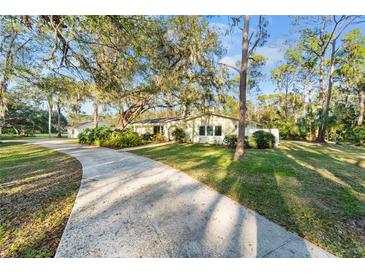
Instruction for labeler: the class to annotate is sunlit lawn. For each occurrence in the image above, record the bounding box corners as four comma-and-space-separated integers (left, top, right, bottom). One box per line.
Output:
0, 142, 82, 257
132, 141, 365, 257
0, 133, 68, 140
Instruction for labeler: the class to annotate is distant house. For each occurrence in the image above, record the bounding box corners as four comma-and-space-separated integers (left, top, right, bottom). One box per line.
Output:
132, 112, 279, 145
66, 121, 110, 138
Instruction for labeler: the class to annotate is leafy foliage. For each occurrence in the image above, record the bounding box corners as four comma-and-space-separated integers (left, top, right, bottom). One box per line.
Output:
279, 122, 307, 140
141, 132, 154, 142
152, 133, 165, 143
78, 126, 113, 145
171, 128, 186, 142
223, 131, 275, 149
352, 126, 365, 145
102, 131, 143, 148
248, 130, 275, 149
78, 126, 143, 148
223, 134, 237, 148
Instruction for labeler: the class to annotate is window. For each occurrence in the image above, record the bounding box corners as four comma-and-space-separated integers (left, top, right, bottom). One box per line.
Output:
153, 126, 163, 134
199, 126, 205, 136
215, 126, 222, 136
207, 126, 213, 136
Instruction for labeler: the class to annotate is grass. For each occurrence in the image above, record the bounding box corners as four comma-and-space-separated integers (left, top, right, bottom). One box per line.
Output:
0, 142, 82, 257
0, 133, 68, 140
132, 141, 365, 257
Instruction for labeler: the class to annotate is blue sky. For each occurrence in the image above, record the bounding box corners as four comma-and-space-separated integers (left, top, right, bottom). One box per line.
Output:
208, 15, 294, 100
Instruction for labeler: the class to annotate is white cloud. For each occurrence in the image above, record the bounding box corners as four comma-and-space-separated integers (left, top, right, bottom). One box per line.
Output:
255, 45, 285, 67
219, 44, 285, 69
219, 54, 241, 67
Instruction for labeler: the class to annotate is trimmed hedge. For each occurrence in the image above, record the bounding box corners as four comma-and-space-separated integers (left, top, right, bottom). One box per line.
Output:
223, 131, 275, 149
249, 130, 275, 149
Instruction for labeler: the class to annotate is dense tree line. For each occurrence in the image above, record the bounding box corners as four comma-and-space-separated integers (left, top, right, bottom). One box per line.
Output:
264, 16, 365, 144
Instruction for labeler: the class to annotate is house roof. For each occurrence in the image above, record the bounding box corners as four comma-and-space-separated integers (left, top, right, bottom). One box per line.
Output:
185, 112, 239, 122
66, 121, 110, 129
132, 117, 182, 125
185, 112, 262, 125
133, 113, 261, 125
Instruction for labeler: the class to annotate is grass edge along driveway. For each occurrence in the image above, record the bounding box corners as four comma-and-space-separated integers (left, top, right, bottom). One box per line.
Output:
0, 142, 82, 257
132, 141, 365, 257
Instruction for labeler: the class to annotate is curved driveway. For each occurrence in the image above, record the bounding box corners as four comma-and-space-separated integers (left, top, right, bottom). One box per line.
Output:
29, 139, 334, 258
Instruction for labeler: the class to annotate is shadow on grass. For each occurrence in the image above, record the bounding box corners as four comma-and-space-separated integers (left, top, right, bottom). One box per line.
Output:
0, 142, 82, 258
133, 142, 364, 257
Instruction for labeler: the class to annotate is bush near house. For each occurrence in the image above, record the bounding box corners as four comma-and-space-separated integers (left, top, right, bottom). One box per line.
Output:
78, 126, 113, 145
171, 128, 186, 142
141, 132, 154, 142
223, 134, 238, 148
248, 130, 276, 149
223, 131, 275, 149
102, 130, 143, 148
152, 133, 165, 143
78, 127, 145, 149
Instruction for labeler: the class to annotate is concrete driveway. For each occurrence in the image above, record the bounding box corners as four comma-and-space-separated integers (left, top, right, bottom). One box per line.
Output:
28, 139, 334, 258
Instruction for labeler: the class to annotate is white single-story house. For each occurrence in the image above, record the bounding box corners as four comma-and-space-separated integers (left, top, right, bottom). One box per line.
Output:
66, 121, 111, 138
132, 112, 279, 145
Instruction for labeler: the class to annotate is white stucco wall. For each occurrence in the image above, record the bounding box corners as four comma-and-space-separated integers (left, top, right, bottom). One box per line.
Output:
67, 128, 80, 139
132, 114, 279, 145
184, 114, 239, 144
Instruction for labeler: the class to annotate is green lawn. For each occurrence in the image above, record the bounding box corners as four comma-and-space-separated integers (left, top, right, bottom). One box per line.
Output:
132, 141, 365, 257
0, 133, 68, 140
0, 142, 82, 257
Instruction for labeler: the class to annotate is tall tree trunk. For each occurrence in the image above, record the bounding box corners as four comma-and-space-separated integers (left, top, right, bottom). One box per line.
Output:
0, 29, 17, 142
234, 15, 250, 161
318, 39, 336, 143
284, 84, 288, 122
47, 98, 52, 138
344, 81, 350, 108
56, 102, 62, 138
358, 90, 364, 126
13, 126, 19, 136
319, 54, 325, 104
93, 99, 99, 128
307, 83, 316, 141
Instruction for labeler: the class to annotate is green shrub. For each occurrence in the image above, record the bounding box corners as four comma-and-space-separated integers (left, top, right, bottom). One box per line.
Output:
171, 128, 186, 142
252, 130, 275, 149
352, 126, 365, 145
152, 133, 165, 143
141, 132, 153, 142
280, 123, 306, 140
78, 126, 113, 145
223, 134, 252, 148
78, 128, 93, 144
223, 134, 237, 148
103, 131, 143, 148
247, 136, 257, 148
